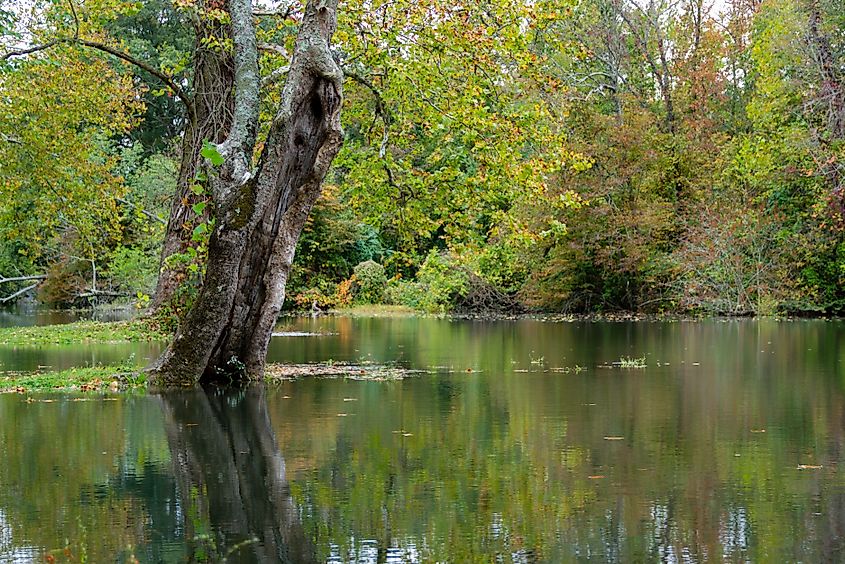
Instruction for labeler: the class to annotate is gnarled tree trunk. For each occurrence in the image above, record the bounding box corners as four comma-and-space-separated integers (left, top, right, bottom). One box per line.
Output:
148, 0, 343, 386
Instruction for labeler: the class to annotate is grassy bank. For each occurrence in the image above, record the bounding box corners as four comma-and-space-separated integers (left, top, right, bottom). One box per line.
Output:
0, 360, 421, 393
324, 304, 419, 317
0, 364, 146, 393
0, 319, 169, 346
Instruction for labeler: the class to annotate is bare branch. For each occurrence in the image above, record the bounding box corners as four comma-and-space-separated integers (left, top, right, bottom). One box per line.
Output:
345, 68, 392, 156
0, 132, 22, 145
67, 0, 80, 39
116, 197, 167, 225
253, 0, 295, 18
0, 274, 46, 284
2, 39, 63, 60
258, 42, 289, 57
78, 39, 193, 111
344, 69, 392, 123
260, 64, 290, 89
0, 283, 39, 303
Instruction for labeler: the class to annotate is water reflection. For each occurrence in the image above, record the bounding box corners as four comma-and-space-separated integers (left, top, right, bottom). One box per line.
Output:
0, 318, 844, 561
159, 387, 315, 562
0, 304, 134, 328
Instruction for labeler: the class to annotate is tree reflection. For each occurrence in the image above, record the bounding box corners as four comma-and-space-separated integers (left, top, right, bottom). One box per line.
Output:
159, 386, 315, 563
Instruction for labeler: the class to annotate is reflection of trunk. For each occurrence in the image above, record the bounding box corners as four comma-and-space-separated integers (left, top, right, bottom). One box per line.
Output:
159, 387, 315, 563
151, 7, 234, 312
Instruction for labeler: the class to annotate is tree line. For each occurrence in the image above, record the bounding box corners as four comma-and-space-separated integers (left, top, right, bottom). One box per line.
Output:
1, 0, 843, 323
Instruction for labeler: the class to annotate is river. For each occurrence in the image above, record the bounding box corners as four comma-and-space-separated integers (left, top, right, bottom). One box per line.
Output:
0, 315, 843, 562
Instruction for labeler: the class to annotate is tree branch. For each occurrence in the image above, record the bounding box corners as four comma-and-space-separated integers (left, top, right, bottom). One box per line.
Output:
261, 64, 290, 89
116, 197, 167, 225
0, 283, 39, 303
222, 0, 260, 164
0, 274, 46, 284
2, 39, 63, 60
345, 69, 392, 156
0, 132, 22, 145
78, 39, 193, 113
2, 37, 195, 117
258, 42, 289, 57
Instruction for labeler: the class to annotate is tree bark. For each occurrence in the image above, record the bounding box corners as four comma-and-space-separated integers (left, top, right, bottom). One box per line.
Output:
151, 4, 235, 312
148, 0, 343, 386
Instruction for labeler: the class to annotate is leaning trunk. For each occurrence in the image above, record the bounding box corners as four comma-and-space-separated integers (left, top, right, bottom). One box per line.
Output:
151, 6, 235, 312
148, 0, 343, 386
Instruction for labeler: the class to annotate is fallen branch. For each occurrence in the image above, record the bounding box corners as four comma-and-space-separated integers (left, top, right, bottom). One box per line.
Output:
78, 290, 128, 298
0, 283, 39, 304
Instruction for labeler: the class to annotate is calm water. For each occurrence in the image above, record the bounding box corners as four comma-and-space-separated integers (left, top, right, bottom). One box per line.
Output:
1, 316, 845, 562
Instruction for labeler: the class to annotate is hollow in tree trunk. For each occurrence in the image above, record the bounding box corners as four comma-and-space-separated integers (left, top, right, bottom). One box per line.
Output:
148, 0, 343, 386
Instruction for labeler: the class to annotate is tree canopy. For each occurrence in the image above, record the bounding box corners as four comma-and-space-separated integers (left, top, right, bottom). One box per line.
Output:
1, 0, 844, 321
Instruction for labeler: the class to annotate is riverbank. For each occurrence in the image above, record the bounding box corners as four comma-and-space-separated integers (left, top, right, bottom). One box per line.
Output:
0, 319, 169, 346
1, 308, 838, 348
1, 311, 840, 393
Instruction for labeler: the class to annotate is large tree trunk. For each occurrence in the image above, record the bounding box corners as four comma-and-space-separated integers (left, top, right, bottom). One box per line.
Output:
151, 4, 235, 312
148, 0, 343, 386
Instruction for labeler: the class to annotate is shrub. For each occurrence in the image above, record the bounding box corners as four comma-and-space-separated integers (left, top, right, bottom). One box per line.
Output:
385, 279, 427, 309
415, 251, 469, 312
106, 246, 159, 296
352, 260, 387, 304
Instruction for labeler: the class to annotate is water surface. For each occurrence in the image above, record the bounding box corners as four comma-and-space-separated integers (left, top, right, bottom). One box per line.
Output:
1, 317, 844, 562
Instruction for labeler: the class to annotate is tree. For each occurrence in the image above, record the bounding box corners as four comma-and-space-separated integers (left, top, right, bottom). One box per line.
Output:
0, 10, 143, 303
3, 0, 342, 383
147, 0, 343, 385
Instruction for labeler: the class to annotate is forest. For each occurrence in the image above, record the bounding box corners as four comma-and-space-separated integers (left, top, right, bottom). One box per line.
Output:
1, 0, 844, 319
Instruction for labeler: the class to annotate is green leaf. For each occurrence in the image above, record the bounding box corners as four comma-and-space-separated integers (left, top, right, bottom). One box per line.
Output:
201, 140, 224, 166
192, 201, 207, 215
191, 223, 208, 242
